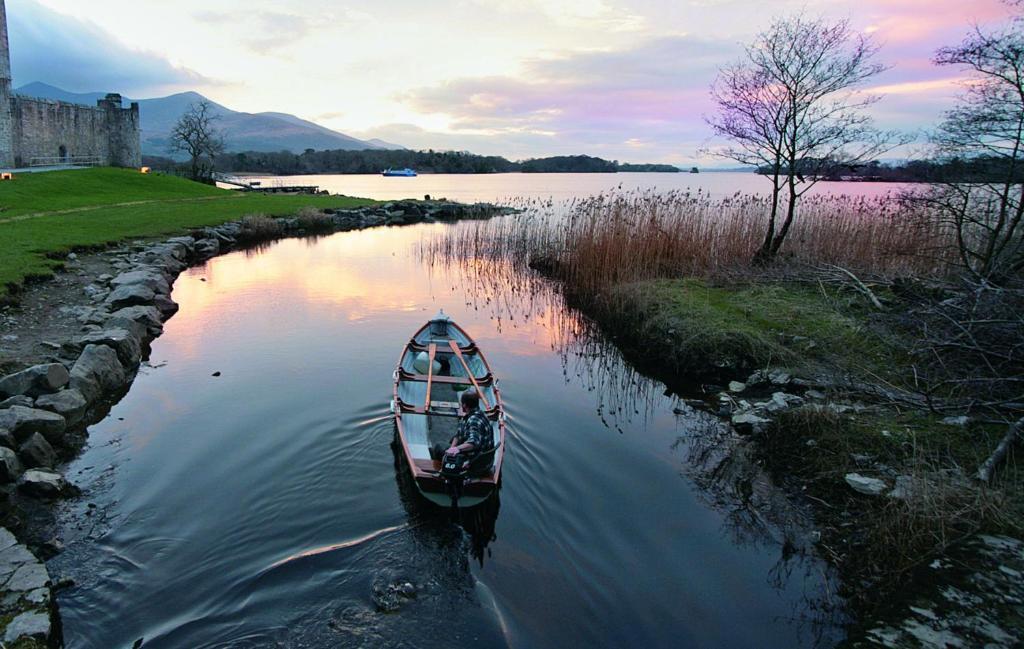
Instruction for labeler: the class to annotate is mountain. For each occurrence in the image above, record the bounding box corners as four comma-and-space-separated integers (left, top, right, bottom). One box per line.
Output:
14, 82, 395, 156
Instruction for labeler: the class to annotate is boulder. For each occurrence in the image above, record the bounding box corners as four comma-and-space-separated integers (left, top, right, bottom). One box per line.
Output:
731, 412, 771, 435
4, 559, 49, 592
0, 363, 70, 398
166, 236, 196, 256
70, 344, 126, 402
34, 389, 88, 427
17, 469, 69, 498
18, 433, 57, 469
194, 238, 220, 258
0, 395, 34, 409
108, 305, 163, 335
727, 381, 746, 393
153, 295, 180, 318
845, 473, 888, 496
768, 369, 792, 385
3, 611, 51, 644
110, 269, 171, 295
104, 283, 156, 310
0, 406, 66, 443
0, 427, 15, 449
0, 447, 23, 482
71, 328, 142, 367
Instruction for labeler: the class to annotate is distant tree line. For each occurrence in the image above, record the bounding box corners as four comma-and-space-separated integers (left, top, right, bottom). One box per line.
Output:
756, 156, 1024, 183
142, 149, 681, 175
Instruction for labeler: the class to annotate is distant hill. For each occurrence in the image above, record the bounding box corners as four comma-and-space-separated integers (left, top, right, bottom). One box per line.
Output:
14, 82, 396, 157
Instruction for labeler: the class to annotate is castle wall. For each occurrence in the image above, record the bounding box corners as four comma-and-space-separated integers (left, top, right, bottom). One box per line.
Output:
0, 0, 142, 170
0, 0, 14, 168
8, 95, 141, 168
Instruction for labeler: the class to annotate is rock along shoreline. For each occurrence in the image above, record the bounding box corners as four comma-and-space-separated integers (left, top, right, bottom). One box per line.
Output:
0, 199, 509, 647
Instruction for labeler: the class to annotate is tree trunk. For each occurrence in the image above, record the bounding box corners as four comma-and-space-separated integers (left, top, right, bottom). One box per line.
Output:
769, 167, 799, 257
753, 164, 783, 265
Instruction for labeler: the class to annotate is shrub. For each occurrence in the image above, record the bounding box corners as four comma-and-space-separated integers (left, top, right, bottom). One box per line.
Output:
237, 213, 284, 242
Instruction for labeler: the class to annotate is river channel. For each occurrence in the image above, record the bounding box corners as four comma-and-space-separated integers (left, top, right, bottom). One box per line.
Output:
49, 220, 844, 648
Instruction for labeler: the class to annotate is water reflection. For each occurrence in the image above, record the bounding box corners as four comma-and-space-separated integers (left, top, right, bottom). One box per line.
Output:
51, 222, 845, 648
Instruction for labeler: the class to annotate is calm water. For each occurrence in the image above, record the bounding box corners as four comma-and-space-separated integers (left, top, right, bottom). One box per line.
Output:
50, 222, 843, 648
225, 171, 908, 203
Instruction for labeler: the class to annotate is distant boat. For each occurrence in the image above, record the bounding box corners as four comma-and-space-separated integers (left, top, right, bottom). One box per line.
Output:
383, 168, 417, 177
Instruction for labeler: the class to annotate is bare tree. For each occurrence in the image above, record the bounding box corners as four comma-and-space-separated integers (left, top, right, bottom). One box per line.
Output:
707, 15, 901, 264
169, 100, 226, 181
919, 15, 1024, 280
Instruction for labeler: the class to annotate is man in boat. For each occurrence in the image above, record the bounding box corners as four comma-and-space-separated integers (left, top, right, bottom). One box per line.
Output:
433, 389, 493, 460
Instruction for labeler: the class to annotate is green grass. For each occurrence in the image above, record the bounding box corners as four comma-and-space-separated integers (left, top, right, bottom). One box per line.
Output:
0, 168, 378, 298
606, 278, 907, 381
0, 167, 225, 217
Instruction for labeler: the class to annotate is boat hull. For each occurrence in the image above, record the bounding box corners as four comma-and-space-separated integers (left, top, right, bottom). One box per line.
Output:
392, 314, 505, 509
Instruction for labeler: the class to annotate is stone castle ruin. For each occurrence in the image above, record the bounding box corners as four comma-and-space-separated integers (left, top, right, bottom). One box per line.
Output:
0, 0, 141, 169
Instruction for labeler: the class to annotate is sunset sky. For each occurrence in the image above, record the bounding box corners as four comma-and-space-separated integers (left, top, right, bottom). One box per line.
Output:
6, 0, 1015, 165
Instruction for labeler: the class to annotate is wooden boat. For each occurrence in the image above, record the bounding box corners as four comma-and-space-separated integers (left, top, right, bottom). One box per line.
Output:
392, 311, 505, 508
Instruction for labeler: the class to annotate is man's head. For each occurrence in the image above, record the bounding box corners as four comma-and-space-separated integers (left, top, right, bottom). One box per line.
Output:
460, 388, 480, 411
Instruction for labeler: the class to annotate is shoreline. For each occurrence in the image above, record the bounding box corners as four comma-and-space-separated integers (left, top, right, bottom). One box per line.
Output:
557, 278, 1023, 648
0, 196, 1018, 647
0, 198, 508, 646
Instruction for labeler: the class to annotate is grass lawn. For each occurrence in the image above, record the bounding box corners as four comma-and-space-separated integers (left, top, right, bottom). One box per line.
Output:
0, 168, 378, 298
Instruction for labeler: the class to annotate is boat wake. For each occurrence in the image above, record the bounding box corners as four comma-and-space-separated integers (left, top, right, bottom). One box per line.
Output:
266, 523, 414, 570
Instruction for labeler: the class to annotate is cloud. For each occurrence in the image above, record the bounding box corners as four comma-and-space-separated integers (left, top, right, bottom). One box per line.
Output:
395, 36, 737, 161
6, 0, 213, 95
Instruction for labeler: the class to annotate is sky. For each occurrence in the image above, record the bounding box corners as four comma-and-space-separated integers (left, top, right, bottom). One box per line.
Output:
4, 0, 1016, 165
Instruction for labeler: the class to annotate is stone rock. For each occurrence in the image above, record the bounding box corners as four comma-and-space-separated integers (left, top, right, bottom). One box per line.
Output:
18, 433, 57, 469
105, 283, 156, 309
3, 611, 51, 644
0, 406, 66, 443
194, 238, 220, 258
0, 395, 34, 409
109, 305, 163, 335
0, 363, 70, 398
768, 369, 792, 385
153, 294, 179, 318
0, 427, 15, 449
0, 447, 23, 483
110, 269, 171, 296
746, 370, 766, 385
731, 412, 771, 434
72, 328, 142, 367
889, 475, 914, 500
845, 472, 888, 496
805, 389, 826, 400
764, 392, 804, 413
727, 381, 746, 393
5, 559, 49, 592
70, 344, 127, 402
17, 469, 69, 498
34, 389, 88, 427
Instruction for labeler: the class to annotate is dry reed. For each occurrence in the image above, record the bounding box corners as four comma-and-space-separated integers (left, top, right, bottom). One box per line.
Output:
423, 189, 956, 300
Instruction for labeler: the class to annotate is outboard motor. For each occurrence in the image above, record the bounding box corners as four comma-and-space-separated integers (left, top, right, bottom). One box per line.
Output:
440, 451, 471, 510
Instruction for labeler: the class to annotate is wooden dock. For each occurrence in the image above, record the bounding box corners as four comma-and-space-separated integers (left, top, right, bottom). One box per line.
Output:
211, 173, 320, 194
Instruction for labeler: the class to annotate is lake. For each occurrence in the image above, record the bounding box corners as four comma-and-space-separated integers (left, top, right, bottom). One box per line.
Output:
46, 180, 862, 648
223, 171, 909, 203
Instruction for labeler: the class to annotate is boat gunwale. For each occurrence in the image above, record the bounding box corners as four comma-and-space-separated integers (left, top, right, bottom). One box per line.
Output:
393, 318, 505, 500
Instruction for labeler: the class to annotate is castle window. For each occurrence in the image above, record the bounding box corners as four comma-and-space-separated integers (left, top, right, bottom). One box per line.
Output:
59, 145, 68, 162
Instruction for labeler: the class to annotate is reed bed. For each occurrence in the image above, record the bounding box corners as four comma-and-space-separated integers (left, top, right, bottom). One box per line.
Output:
422, 189, 956, 300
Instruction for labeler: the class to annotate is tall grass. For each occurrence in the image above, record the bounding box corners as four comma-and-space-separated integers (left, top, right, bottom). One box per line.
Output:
423, 189, 955, 301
